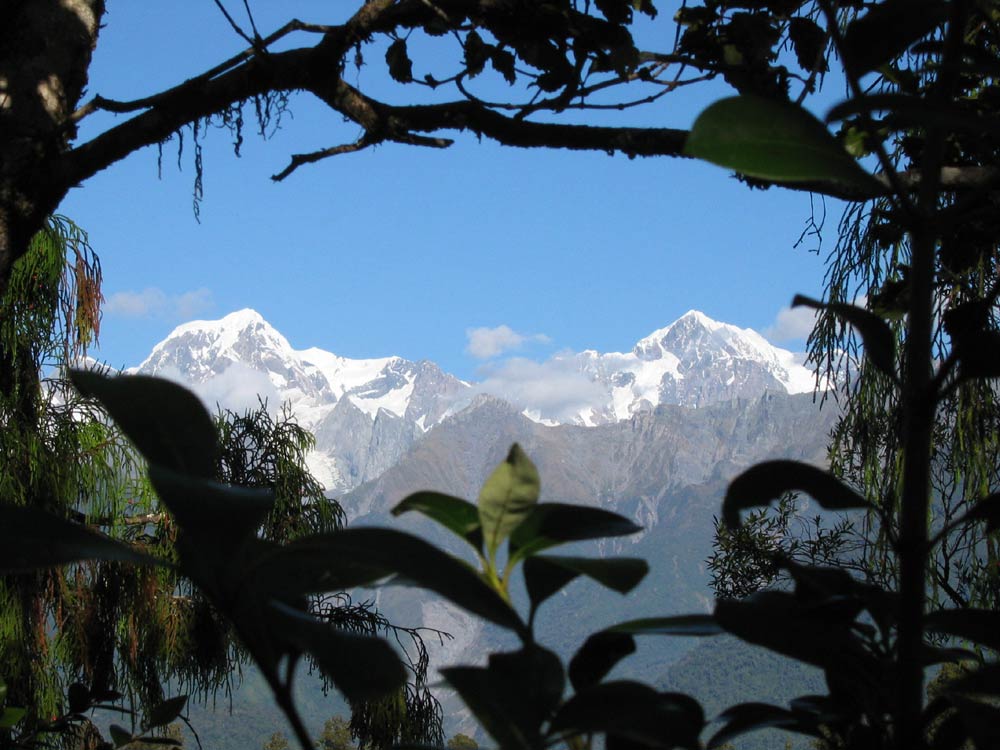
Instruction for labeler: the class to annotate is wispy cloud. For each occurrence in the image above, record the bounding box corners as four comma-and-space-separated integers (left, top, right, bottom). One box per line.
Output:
104, 287, 213, 320
763, 305, 818, 343
465, 325, 551, 359
153, 363, 279, 415
472, 355, 606, 423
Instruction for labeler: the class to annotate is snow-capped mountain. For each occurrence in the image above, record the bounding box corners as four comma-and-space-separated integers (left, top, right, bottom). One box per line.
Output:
134, 308, 816, 492
569, 310, 815, 424
134, 309, 467, 492
131, 310, 832, 739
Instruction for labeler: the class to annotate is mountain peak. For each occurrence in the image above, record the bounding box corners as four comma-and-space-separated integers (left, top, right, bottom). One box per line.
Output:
633, 310, 723, 358
133, 308, 818, 491
677, 309, 721, 328
167, 307, 266, 337
138, 308, 295, 383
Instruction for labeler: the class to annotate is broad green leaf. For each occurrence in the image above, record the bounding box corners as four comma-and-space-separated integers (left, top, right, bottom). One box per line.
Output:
148, 464, 274, 546
386, 38, 413, 83
533, 555, 648, 594
827, 94, 1000, 137
684, 96, 882, 195
841, 0, 947, 76
922, 645, 979, 666
925, 702, 967, 750
490, 49, 517, 84
708, 703, 818, 749
944, 301, 1000, 382
509, 503, 642, 564
0, 678, 6, 703
633, 0, 656, 19
248, 537, 392, 597
269, 602, 406, 702
788, 695, 845, 723
259, 528, 525, 635
0, 507, 159, 572
0, 707, 25, 730
955, 331, 1000, 382
948, 694, 1000, 748
788, 17, 827, 73
780, 560, 897, 628
925, 609, 1000, 653
487, 646, 565, 740
550, 681, 703, 748
595, 0, 633, 25
723, 460, 869, 529
568, 631, 636, 691
464, 30, 489, 77
793, 295, 897, 382
523, 556, 580, 614
441, 667, 533, 750
392, 491, 483, 552
607, 614, 723, 637
147, 695, 188, 729
91, 687, 123, 703
478, 444, 540, 561
109, 724, 133, 748
715, 592, 871, 674
67, 683, 90, 714
949, 663, 1000, 696
71, 371, 218, 478
781, 559, 865, 598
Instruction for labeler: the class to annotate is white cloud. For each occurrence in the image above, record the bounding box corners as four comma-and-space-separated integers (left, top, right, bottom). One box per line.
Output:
174, 288, 214, 320
105, 287, 214, 320
472, 355, 607, 423
153, 362, 280, 416
104, 288, 168, 317
465, 325, 551, 359
764, 305, 818, 343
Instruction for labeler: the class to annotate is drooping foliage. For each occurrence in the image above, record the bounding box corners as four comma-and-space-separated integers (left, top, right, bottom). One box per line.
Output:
800, 0, 1000, 613
215, 400, 345, 541
3, 3, 1000, 750
708, 0, 1000, 617
0, 216, 156, 722
0, 221, 441, 750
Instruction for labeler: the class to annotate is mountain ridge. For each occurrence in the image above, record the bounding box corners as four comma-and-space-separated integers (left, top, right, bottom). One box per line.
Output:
127, 308, 835, 747
134, 308, 817, 494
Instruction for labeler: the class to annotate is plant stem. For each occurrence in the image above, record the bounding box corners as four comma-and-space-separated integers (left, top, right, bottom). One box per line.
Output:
896, 213, 934, 750
896, 4, 970, 748
264, 667, 314, 750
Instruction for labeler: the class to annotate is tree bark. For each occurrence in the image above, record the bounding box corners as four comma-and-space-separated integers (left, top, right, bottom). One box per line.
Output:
0, 0, 105, 296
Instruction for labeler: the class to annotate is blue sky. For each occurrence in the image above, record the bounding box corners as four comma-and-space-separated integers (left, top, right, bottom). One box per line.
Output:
59, 1, 842, 381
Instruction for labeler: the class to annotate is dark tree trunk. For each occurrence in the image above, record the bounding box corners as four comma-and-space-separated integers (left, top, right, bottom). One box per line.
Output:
0, 0, 104, 296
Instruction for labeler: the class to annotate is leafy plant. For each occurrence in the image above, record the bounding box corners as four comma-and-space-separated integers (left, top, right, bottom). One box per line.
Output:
3, 4, 1000, 750
680, 2, 1000, 748
0, 215, 441, 749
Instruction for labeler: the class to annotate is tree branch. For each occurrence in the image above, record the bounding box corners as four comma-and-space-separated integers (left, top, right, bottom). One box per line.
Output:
271, 133, 383, 181
56, 1, 1000, 203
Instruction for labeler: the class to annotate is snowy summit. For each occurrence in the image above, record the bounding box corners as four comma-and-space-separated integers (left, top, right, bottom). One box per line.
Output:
134, 308, 816, 492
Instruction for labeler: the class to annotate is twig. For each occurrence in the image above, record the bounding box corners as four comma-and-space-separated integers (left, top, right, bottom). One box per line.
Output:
271, 133, 383, 181
68, 18, 322, 124
211, 0, 256, 48
816, 0, 916, 219
241, 0, 262, 42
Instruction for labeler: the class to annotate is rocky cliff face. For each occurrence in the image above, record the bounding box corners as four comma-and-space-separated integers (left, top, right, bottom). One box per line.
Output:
344, 391, 835, 528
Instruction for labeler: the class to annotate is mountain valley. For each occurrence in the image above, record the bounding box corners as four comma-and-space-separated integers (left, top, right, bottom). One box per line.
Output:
126, 309, 836, 748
